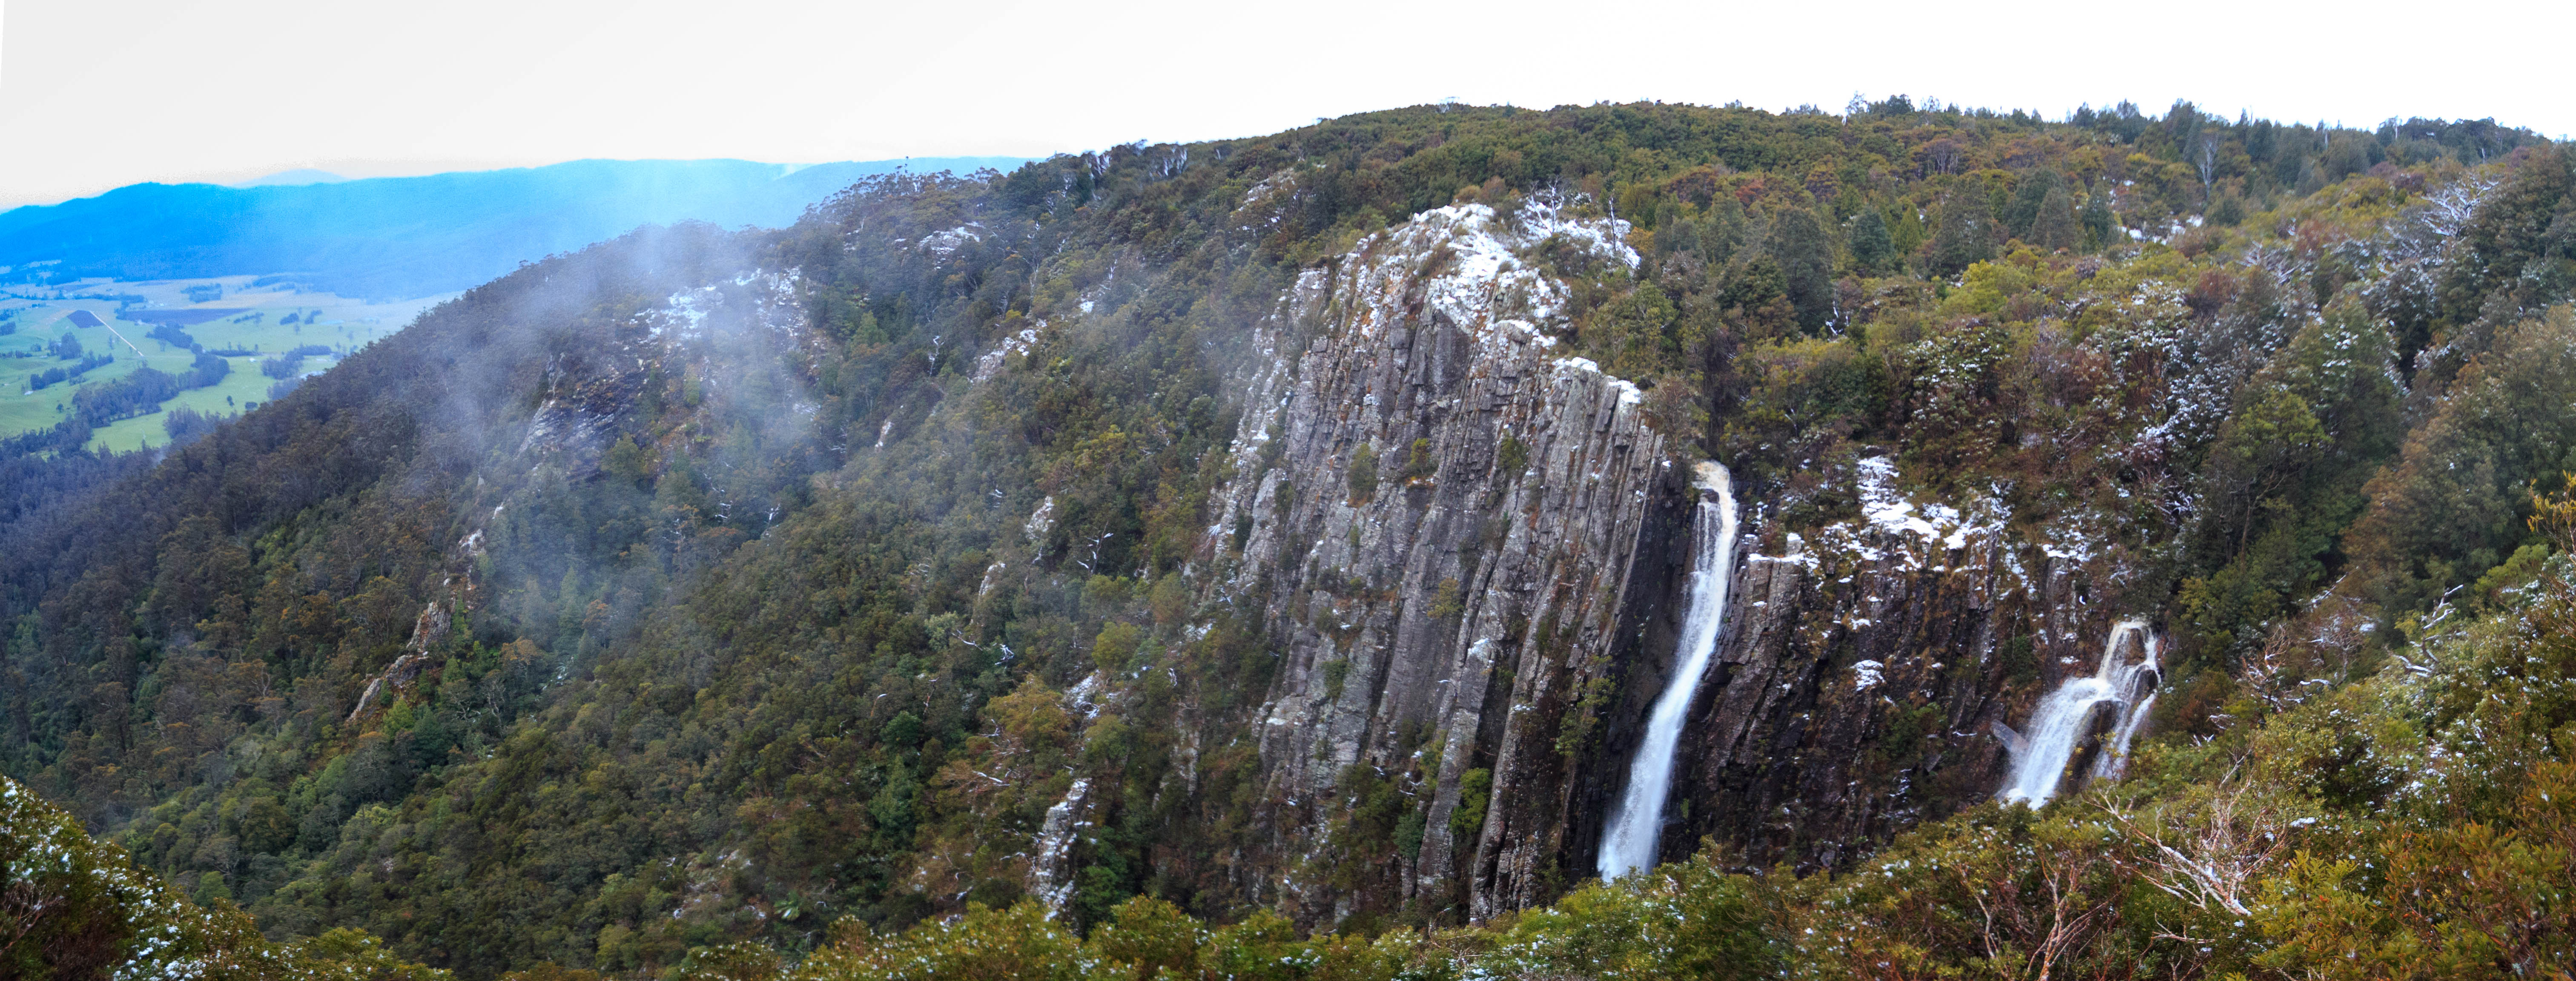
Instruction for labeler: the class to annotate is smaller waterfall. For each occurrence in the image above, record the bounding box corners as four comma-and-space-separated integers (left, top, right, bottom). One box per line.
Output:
1996, 620, 2160, 806
1598, 462, 1738, 880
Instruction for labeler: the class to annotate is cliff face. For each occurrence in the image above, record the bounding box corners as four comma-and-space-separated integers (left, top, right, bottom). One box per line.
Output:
1198, 200, 2138, 921
1195, 198, 1680, 920
1655, 465, 2133, 873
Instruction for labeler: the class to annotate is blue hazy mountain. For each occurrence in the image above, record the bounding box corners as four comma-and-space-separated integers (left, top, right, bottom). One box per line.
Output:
0, 157, 1026, 298
230, 169, 351, 188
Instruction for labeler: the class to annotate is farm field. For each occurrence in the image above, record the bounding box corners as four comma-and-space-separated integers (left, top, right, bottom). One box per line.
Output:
0, 275, 449, 452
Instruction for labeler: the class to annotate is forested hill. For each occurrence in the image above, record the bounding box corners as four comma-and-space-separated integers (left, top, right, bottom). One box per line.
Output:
0, 157, 1025, 299
5, 100, 2576, 981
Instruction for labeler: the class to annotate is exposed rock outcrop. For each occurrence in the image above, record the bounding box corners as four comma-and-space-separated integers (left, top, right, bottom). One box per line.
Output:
1197, 198, 1679, 919
1654, 492, 2131, 874
1193, 199, 2145, 923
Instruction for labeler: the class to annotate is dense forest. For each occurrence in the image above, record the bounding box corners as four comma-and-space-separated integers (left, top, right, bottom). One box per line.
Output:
4, 98, 2575, 979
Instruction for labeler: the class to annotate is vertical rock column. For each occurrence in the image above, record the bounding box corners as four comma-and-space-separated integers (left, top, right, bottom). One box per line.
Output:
1194, 200, 1674, 920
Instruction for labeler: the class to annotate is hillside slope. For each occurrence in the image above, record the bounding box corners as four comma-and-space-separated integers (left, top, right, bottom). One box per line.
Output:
2, 101, 2572, 978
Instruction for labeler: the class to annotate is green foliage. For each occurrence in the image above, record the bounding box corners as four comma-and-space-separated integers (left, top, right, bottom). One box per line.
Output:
794, 901, 1091, 981
1449, 768, 1491, 841
757, 847, 1775, 981
2, 776, 146, 978
2345, 305, 2576, 618
1721, 336, 1876, 490
1925, 191, 1997, 278
1084, 895, 1205, 981
1320, 659, 1352, 702
1494, 433, 1528, 479
2079, 188, 2117, 250
1, 775, 448, 980
70, 366, 187, 425
1715, 256, 1794, 342
1401, 438, 1435, 482
1580, 281, 1687, 377
1426, 578, 1463, 621
2028, 185, 2080, 250
1998, 633, 2038, 684
674, 942, 783, 981
2000, 168, 2061, 239
1345, 442, 1378, 503
2437, 144, 2575, 338
1094, 621, 1145, 674
1768, 207, 1836, 331
1847, 208, 1896, 274
2471, 541, 2551, 609
1555, 673, 1615, 760
1493, 847, 1777, 980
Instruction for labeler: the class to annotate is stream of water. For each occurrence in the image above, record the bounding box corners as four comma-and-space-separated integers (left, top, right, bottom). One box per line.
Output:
1996, 620, 2160, 806
1598, 461, 1738, 880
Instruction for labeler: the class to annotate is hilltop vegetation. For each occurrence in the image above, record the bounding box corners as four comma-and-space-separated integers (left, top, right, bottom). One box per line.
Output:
3, 98, 2574, 978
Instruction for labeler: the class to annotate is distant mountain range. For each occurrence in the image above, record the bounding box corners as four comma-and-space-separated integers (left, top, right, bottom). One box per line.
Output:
230, 169, 352, 188
0, 157, 1028, 298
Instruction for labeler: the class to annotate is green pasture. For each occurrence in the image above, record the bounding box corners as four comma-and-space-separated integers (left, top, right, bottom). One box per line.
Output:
0, 276, 451, 452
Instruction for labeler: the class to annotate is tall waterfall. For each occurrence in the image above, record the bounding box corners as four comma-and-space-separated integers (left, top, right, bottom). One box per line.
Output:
1995, 620, 2161, 806
1598, 462, 1738, 880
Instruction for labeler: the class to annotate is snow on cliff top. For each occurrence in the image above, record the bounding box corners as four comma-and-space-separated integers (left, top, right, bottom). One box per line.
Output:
1805, 456, 2004, 569
1343, 192, 1636, 345
1856, 456, 1983, 550
1329, 192, 1644, 406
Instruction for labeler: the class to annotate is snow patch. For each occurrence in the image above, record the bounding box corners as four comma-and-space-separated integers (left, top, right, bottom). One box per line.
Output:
1551, 356, 1645, 405
1025, 496, 1056, 542
1852, 660, 1886, 692
918, 223, 985, 258
1334, 192, 1635, 346
654, 285, 719, 338
974, 324, 1043, 382
1854, 456, 1997, 551
1029, 777, 1094, 913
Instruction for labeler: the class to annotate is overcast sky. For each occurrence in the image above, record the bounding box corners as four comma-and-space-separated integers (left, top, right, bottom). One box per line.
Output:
3, 0, 2566, 208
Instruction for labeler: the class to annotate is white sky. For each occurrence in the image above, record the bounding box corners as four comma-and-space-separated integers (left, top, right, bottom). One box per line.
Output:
2, 0, 2567, 208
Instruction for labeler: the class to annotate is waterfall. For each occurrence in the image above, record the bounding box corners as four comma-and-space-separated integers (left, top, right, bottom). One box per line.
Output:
1598, 462, 1738, 880
1995, 620, 2160, 806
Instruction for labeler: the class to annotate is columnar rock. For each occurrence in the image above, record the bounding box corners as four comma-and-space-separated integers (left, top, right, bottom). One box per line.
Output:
1659, 467, 2133, 873
1197, 198, 1678, 918
1190, 199, 2140, 923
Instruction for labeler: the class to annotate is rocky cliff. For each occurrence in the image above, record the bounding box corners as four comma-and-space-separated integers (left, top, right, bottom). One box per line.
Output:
1194, 197, 1679, 920
1193, 198, 2141, 921
1654, 462, 2136, 873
